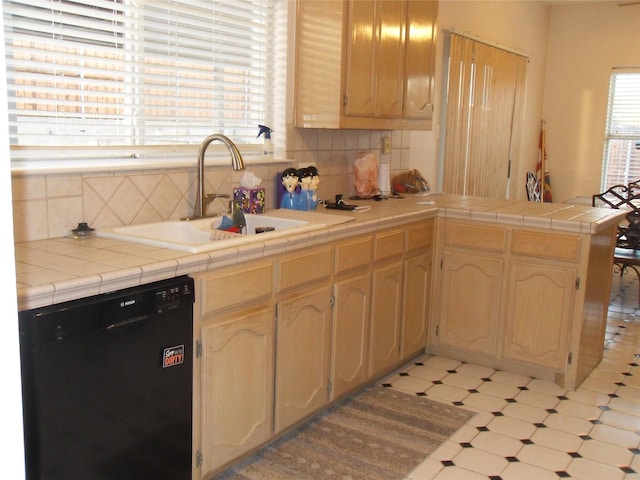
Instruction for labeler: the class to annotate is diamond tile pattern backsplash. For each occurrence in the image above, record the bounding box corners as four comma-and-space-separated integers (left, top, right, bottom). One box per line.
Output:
11, 128, 414, 242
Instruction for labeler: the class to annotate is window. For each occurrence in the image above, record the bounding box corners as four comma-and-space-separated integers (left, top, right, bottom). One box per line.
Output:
3, 0, 287, 166
601, 69, 640, 189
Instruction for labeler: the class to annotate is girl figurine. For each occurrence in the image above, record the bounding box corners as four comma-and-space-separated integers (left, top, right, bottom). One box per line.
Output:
309, 166, 320, 209
280, 168, 299, 209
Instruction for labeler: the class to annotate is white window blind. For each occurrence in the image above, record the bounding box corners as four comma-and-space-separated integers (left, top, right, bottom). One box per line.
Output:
3, 0, 286, 159
602, 69, 640, 189
442, 33, 527, 199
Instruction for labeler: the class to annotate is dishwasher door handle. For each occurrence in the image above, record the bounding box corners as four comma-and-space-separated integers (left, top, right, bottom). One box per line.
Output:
106, 314, 151, 331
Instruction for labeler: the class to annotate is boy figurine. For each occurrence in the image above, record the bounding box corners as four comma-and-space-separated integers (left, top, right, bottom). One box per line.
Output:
298, 166, 319, 210
280, 168, 299, 209
297, 167, 313, 210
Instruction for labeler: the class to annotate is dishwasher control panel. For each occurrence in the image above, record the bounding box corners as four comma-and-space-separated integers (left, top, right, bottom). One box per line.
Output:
155, 279, 194, 313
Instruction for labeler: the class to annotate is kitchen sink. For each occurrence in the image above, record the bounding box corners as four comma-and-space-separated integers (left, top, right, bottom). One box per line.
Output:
97, 214, 327, 253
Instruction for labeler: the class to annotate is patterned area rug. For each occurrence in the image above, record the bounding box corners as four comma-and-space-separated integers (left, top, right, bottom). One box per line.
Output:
215, 385, 475, 480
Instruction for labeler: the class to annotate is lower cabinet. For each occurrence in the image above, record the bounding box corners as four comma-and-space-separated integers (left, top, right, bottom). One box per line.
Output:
402, 250, 432, 359
502, 260, 575, 370
331, 272, 371, 399
194, 218, 436, 478
274, 285, 333, 433
429, 218, 594, 390
435, 251, 503, 356
369, 260, 404, 377
197, 305, 275, 478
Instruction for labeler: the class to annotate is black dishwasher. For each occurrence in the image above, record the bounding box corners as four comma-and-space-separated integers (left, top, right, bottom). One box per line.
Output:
18, 276, 194, 480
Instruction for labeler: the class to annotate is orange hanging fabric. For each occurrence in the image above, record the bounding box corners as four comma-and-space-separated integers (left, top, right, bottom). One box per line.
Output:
536, 120, 553, 203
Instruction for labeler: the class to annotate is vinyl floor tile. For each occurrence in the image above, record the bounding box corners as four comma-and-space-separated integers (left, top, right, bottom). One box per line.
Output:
529, 426, 584, 452
476, 380, 522, 400
542, 412, 594, 436
516, 443, 572, 471
470, 430, 523, 457
589, 423, 640, 449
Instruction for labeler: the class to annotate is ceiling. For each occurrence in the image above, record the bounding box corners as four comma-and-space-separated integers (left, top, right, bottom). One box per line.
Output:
542, 0, 636, 4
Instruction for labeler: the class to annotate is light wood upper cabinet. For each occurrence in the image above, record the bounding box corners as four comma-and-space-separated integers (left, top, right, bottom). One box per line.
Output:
295, 0, 437, 130
344, 0, 405, 118
404, 0, 437, 119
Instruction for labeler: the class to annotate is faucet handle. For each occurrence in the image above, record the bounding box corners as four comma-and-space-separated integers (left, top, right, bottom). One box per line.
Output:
205, 193, 230, 200
203, 193, 230, 216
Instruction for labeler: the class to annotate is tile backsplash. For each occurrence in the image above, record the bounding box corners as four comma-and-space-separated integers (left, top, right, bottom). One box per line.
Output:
12, 128, 415, 242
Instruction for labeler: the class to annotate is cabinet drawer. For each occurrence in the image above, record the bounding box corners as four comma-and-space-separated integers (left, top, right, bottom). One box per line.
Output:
277, 246, 333, 292
334, 236, 373, 275
511, 230, 581, 262
444, 222, 506, 252
406, 220, 434, 253
199, 262, 273, 315
374, 229, 405, 262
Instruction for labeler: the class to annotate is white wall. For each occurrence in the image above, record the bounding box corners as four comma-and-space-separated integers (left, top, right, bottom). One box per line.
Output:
412, 0, 551, 200
0, 1, 25, 473
543, 3, 640, 202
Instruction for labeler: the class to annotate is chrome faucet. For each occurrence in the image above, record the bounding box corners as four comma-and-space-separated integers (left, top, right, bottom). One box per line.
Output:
193, 134, 245, 219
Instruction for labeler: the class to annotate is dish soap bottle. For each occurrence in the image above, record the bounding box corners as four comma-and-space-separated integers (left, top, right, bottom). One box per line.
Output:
257, 124, 273, 160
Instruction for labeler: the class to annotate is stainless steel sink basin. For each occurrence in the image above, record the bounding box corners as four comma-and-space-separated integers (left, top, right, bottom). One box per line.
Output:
98, 214, 325, 253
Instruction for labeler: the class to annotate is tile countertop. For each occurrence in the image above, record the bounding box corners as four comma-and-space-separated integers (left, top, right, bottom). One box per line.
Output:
14, 193, 626, 311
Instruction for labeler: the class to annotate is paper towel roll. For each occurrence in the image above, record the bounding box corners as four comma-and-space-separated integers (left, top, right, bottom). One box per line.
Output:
379, 163, 391, 195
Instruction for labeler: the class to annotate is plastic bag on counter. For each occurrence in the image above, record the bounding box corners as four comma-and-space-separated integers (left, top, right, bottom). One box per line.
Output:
392, 169, 430, 194
353, 151, 379, 196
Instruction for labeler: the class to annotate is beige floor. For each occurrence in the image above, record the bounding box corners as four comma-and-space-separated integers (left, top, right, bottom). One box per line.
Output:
385, 273, 640, 480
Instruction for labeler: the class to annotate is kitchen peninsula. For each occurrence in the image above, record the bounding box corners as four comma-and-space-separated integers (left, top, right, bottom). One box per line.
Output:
14, 194, 625, 478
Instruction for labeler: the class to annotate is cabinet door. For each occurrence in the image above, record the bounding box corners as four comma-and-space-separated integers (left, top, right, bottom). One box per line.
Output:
375, 0, 405, 117
369, 261, 403, 377
402, 251, 432, 359
502, 261, 575, 370
345, 0, 405, 118
199, 306, 274, 477
435, 252, 503, 355
404, 0, 436, 119
275, 286, 333, 433
344, 0, 376, 117
332, 273, 371, 400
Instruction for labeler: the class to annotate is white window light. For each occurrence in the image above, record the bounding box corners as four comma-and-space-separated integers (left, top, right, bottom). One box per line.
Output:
3, 0, 288, 171
601, 69, 640, 189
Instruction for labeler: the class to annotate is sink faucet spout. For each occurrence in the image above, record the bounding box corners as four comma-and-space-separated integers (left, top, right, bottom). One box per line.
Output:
194, 134, 245, 218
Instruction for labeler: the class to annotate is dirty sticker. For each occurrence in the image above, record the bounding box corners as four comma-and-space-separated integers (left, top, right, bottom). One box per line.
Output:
162, 345, 185, 368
